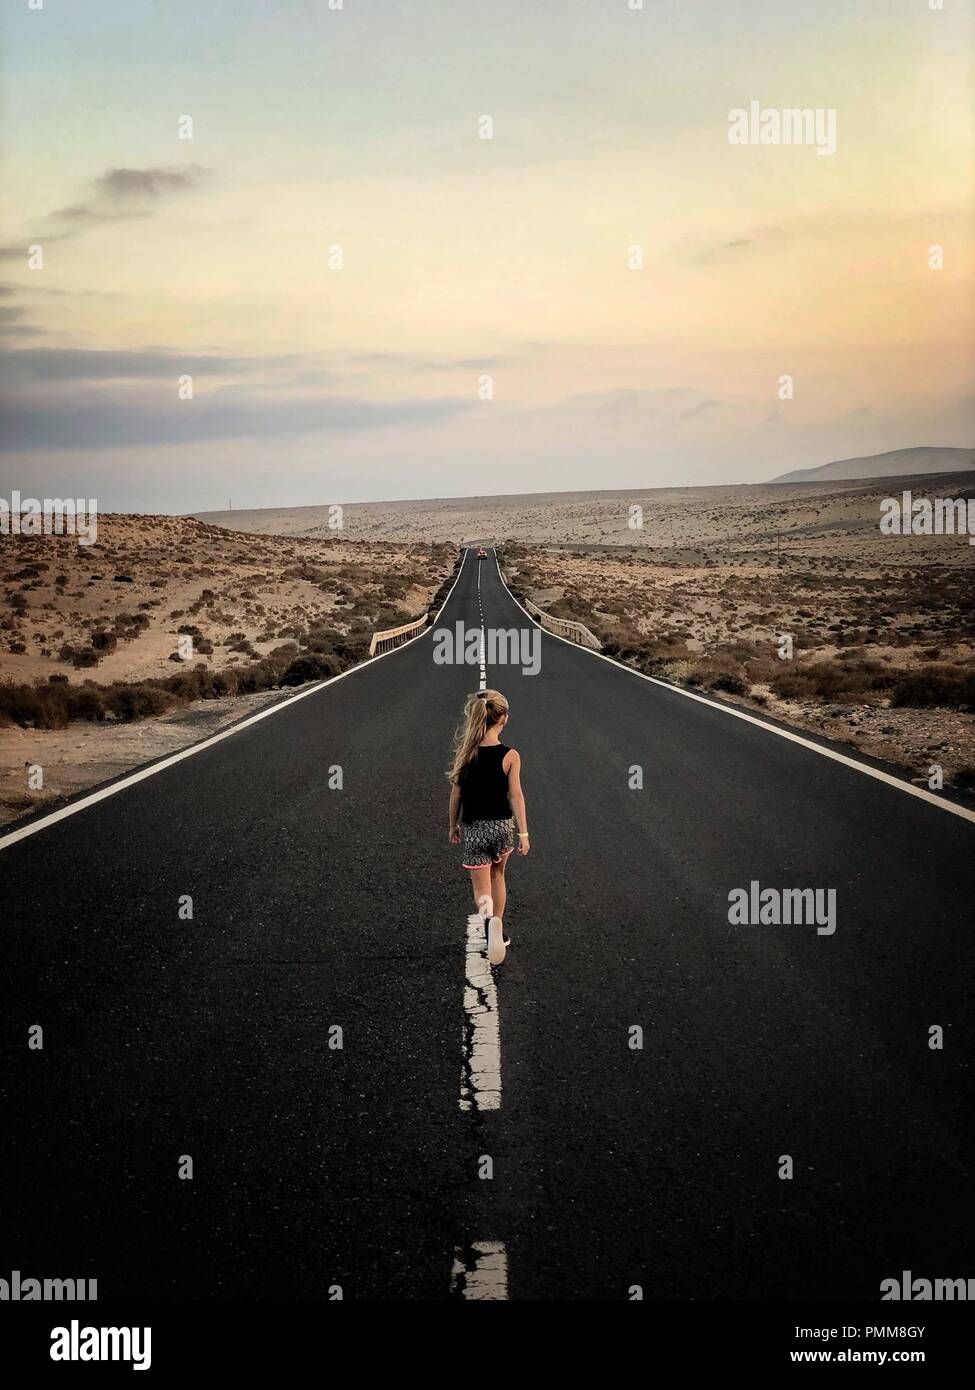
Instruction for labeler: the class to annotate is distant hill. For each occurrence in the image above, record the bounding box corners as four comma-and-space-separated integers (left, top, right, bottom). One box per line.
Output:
770, 446, 975, 484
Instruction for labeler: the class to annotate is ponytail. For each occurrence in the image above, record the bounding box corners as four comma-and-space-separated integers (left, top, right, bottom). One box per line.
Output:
447, 689, 509, 784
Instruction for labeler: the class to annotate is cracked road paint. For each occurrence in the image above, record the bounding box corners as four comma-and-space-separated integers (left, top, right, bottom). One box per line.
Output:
451, 1241, 508, 1300
459, 914, 501, 1111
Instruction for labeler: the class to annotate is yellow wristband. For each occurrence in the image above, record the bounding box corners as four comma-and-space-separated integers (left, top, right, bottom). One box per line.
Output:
517, 831, 529, 837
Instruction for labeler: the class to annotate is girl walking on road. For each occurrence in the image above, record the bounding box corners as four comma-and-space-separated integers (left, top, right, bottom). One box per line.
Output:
448, 689, 530, 966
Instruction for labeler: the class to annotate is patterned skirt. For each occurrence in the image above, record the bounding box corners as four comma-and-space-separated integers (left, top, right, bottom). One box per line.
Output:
461, 817, 515, 868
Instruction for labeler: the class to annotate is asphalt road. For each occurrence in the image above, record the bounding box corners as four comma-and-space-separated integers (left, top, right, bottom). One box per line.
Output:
3, 548, 972, 1300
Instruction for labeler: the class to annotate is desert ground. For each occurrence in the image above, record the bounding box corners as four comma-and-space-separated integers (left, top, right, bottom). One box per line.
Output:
2, 468, 973, 823
196, 465, 975, 551
496, 471, 975, 791
0, 516, 454, 824
210, 468, 975, 789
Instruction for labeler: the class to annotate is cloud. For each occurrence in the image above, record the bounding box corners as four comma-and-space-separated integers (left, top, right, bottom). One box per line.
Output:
0, 164, 212, 258
346, 350, 513, 374
0, 236, 74, 263
94, 166, 209, 201
0, 282, 126, 299
0, 305, 44, 339
689, 226, 788, 264
47, 165, 209, 236
47, 207, 153, 233
1, 344, 516, 388
0, 286, 121, 338
0, 347, 272, 385
680, 398, 720, 420
0, 384, 472, 451
566, 387, 711, 419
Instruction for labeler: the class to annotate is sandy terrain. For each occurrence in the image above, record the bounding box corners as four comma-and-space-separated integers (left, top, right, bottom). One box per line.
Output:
0, 514, 453, 686
498, 472, 975, 791
0, 516, 454, 824
196, 470, 975, 555
0, 687, 296, 828
3, 469, 972, 824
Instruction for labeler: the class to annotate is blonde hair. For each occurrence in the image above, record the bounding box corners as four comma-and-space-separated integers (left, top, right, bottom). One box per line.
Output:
447, 689, 509, 784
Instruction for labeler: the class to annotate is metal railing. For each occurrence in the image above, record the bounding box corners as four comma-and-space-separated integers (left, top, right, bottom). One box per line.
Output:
367, 559, 602, 657
368, 614, 428, 657
523, 598, 601, 650
367, 550, 467, 657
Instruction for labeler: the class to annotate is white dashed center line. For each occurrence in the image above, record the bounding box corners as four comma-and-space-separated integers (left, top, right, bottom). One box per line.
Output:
451, 1241, 508, 1299
459, 914, 502, 1110
454, 551, 506, 1297
476, 553, 487, 689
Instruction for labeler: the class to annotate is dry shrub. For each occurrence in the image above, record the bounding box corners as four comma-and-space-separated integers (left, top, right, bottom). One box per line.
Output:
770, 660, 891, 704
890, 666, 975, 710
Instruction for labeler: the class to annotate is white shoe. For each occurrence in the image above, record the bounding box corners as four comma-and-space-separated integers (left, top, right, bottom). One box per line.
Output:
487, 916, 507, 966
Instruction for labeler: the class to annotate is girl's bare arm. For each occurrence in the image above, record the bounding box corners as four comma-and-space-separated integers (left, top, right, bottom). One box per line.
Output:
506, 750, 530, 853
448, 784, 462, 842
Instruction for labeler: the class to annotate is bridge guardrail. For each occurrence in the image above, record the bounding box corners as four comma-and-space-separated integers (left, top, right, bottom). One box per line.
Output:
368, 558, 602, 657
368, 614, 428, 657
523, 598, 602, 651
367, 549, 468, 657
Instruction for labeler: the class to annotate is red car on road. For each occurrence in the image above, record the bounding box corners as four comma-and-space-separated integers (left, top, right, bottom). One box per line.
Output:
477, 549, 487, 558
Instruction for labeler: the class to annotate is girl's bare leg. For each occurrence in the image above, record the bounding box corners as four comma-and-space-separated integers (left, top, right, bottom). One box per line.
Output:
489, 854, 510, 923
468, 865, 493, 920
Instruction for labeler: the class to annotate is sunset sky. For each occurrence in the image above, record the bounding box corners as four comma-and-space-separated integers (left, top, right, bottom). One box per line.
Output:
1, 0, 972, 512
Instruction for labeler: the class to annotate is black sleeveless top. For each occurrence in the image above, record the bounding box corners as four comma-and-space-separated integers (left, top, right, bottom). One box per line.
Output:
460, 743, 512, 823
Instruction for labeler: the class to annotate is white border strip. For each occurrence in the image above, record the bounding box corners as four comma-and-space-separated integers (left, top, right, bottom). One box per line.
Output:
0, 549, 472, 853
493, 551, 975, 826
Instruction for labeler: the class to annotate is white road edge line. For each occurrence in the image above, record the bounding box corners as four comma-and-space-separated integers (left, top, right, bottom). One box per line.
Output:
494, 551, 975, 827
0, 547, 473, 853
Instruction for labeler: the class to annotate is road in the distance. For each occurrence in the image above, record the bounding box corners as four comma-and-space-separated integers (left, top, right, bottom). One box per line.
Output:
3, 548, 972, 1299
